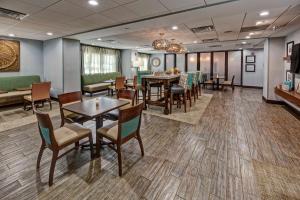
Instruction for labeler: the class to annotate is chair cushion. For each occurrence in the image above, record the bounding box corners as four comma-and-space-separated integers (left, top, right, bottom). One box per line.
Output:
204, 80, 214, 84
24, 95, 32, 102
171, 85, 185, 94
0, 90, 31, 99
97, 121, 118, 141
54, 123, 91, 147
125, 82, 134, 87
222, 81, 232, 85
83, 83, 111, 92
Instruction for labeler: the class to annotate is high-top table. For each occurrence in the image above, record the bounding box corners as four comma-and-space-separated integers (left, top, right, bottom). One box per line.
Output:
142, 74, 180, 115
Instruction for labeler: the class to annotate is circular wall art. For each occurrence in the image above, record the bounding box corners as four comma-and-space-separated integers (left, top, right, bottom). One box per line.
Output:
0, 40, 20, 72
151, 57, 161, 67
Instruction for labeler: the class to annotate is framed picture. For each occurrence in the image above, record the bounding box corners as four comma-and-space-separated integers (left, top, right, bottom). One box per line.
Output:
286, 70, 293, 81
0, 39, 20, 72
246, 55, 255, 63
286, 41, 294, 57
245, 64, 255, 72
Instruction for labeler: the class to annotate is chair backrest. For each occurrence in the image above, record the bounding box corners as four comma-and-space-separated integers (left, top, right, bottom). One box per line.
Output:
178, 74, 188, 89
133, 76, 137, 89
187, 73, 194, 89
35, 110, 57, 148
115, 76, 125, 90
202, 73, 208, 83
31, 82, 51, 101
58, 91, 82, 125
231, 75, 235, 85
118, 103, 143, 141
117, 89, 136, 106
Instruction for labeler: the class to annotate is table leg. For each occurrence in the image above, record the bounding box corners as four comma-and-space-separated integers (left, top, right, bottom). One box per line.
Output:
163, 80, 170, 115
217, 78, 220, 90
142, 78, 147, 110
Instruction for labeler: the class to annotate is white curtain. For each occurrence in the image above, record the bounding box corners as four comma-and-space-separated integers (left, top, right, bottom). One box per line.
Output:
82, 45, 121, 74
138, 53, 150, 71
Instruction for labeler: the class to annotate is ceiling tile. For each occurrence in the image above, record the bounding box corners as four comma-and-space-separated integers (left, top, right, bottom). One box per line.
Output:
47, 1, 95, 18
159, 0, 205, 11
66, 0, 119, 13
101, 6, 139, 22
0, 0, 43, 14
79, 14, 117, 27
124, 0, 168, 17
19, 0, 60, 8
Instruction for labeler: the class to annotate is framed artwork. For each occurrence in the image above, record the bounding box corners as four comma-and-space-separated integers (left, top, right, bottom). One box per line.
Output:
151, 57, 161, 67
286, 70, 293, 81
286, 41, 294, 57
245, 64, 255, 72
0, 39, 20, 72
246, 55, 255, 63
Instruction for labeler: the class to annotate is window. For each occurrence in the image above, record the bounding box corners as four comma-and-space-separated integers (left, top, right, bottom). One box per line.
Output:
138, 53, 150, 71
82, 45, 120, 74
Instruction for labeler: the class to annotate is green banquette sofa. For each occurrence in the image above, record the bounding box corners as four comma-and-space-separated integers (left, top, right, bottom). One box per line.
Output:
0, 75, 41, 107
81, 72, 121, 96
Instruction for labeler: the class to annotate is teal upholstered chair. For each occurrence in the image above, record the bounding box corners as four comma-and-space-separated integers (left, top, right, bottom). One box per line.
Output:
35, 110, 93, 186
96, 103, 144, 176
187, 73, 196, 103
170, 74, 190, 113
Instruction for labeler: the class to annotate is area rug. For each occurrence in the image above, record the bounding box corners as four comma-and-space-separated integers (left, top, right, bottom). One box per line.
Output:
0, 102, 60, 133
253, 160, 300, 200
142, 93, 213, 125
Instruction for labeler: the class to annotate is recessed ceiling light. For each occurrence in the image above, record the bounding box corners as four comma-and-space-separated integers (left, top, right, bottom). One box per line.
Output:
245, 36, 251, 39
172, 26, 178, 30
256, 21, 263, 26
259, 11, 269, 17
193, 40, 198, 44
97, 38, 102, 41
8, 33, 15, 37
249, 32, 254, 35
88, 0, 98, 6
242, 41, 247, 44
46, 32, 53, 36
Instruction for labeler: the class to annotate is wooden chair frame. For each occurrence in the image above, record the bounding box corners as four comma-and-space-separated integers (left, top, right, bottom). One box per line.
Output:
35, 110, 93, 186
96, 103, 144, 176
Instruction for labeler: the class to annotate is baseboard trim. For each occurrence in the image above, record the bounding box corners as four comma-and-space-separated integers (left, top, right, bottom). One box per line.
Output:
262, 96, 284, 104
262, 96, 300, 119
243, 85, 263, 89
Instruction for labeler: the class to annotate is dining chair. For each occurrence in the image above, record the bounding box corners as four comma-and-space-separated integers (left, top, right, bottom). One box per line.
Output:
190, 72, 197, 102
58, 91, 92, 127
35, 110, 93, 186
125, 76, 141, 103
96, 103, 144, 176
103, 89, 136, 121
196, 71, 202, 97
24, 82, 52, 112
169, 74, 189, 113
221, 75, 235, 91
109, 76, 126, 96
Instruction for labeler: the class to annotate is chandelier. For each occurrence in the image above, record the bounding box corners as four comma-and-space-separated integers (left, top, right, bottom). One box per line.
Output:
177, 43, 187, 54
152, 33, 169, 50
166, 39, 181, 53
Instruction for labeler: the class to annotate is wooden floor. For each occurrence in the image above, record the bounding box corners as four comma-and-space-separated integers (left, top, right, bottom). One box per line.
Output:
0, 88, 299, 200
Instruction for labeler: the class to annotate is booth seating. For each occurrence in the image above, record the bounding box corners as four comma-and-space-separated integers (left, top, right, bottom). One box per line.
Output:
81, 72, 121, 96
0, 75, 40, 107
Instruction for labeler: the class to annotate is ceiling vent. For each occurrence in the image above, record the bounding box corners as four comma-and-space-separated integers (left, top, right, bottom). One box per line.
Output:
202, 38, 219, 43
241, 25, 269, 32
0, 7, 28, 20
190, 25, 215, 33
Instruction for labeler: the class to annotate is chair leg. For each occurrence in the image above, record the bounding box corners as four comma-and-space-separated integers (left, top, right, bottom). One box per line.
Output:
32, 102, 35, 113
188, 91, 192, 107
117, 144, 122, 176
36, 142, 46, 169
75, 141, 79, 150
48, 99, 52, 110
136, 90, 139, 103
49, 150, 59, 186
170, 92, 173, 114
193, 87, 196, 102
136, 132, 144, 156
183, 92, 187, 113
89, 134, 94, 159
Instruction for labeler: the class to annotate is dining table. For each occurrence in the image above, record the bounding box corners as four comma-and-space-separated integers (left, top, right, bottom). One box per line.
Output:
142, 74, 180, 115
212, 76, 225, 90
62, 97, 129, 147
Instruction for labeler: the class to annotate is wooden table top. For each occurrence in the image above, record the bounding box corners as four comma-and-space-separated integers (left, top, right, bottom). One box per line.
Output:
62, 97, 129, 118
142, 74, 180, 80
